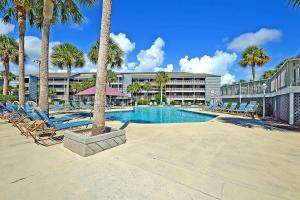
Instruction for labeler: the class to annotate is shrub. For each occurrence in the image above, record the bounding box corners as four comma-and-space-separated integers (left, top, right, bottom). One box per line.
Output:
137, 99, 150, 105
0, 94, 18, 102
155, 93, 166, 104
257, 100, 273, 116
170, 100, 177, 105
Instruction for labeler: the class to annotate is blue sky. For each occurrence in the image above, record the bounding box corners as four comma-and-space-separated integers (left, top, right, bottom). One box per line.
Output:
1, 0, 300, 84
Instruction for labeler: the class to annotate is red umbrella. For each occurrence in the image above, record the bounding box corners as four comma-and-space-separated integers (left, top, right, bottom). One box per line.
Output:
76, 85, 127, 97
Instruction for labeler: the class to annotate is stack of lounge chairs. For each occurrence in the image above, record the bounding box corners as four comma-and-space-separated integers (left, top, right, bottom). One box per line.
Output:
0, 101, 93, 146
54, 101, 93, 111
205, 101, 258, 116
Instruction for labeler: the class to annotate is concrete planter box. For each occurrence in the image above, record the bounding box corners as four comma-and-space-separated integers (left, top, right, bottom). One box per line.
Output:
64, 128, 126, 157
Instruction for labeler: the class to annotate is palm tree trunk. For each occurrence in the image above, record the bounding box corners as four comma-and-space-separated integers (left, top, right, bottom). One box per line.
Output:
252, 65, 256, 81
3, 60, 9, 95
39, 0, 54, 113
17, 6, 26, 106
160, 86, 162, 104
66, 65, 71, 101
91, 0, 112, 136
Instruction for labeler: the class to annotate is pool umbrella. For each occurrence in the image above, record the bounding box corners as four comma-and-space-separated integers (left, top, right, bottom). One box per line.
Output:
75, 85, 127, 97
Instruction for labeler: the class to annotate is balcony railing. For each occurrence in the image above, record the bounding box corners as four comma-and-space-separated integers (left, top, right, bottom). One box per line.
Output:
221, 59, 300, 96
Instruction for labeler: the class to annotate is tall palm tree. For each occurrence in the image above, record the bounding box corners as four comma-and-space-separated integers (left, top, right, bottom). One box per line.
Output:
142, 81, 153, 100
239, 46, 270, 81
51, 43, 85, 101
289, 0, 300, 7
39, 0, 96, 113
155, 71, 169, 104
107, 69, 117, 86
127, 82, 141, 100
91, 0, 113, 135
1, 0, 36, 105
88, 38, 123, 67
49, 87, 56, 102
0, 35, 18, 95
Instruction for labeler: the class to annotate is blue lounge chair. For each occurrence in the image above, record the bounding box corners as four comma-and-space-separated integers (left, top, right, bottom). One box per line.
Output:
65, 102, 73, 110
226, 102, 238, 112
71, 101, 80, 109
34, 109, 92, 131
215, 102, 229, 112
232, 103, 248, 114
34, 109, 72, 123
54, 101, 63, 110
245, 103, 258, 116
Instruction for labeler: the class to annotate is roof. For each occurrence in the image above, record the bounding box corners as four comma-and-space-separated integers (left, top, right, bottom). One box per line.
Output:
76, 85, 127, 97
26, 71, 220, 78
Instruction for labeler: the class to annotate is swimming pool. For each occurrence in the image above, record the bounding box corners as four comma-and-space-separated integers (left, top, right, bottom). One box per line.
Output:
106, 107, 216, 124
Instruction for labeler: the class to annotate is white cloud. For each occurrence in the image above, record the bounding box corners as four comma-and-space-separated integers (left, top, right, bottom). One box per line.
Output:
221, 73, 236, 85
110, 33, 135, 54
23, 36, 61, 60
179, 50, 237, 85
134, 37, 165, 72
227, 28, 282, 51
0, 19, 15, 35
154, 64, 173, 72
109, 33, 136, 72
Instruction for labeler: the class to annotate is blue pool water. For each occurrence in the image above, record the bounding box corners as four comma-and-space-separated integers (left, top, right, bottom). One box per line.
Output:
106, 107, 216, 124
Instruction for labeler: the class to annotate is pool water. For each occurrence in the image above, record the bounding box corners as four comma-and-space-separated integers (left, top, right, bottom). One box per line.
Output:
106, 107, 216, 124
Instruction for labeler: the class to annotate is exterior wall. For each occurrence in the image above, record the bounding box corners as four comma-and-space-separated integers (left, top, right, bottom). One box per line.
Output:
28, 75, 38, 101
295, 93, 300, 123
205, 76, 221, 103
13, 72, 221, 104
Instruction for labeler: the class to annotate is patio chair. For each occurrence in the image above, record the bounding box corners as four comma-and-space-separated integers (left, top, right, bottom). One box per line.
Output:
34, 108, 72, 123
65, 101, 74, 110
232, 102, 248, 114
34, 109, 92, 131
71, 101, 80, 109
226, 102, 238, 112
245, 102, 258, 117
54, 101, 63, 110
85, 101, 93, 109
215, 102, 229, 112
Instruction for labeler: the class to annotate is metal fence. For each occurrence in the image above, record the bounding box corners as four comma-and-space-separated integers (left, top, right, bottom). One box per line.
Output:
221, 59, 300, 96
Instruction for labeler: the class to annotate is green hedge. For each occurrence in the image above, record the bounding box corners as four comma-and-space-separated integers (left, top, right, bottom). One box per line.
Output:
137, 99, 150, 105
170, 100, 177, 105
0, 95, 18, 102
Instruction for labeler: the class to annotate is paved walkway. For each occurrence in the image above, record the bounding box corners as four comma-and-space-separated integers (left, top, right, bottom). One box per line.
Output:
0, 116, 300, 200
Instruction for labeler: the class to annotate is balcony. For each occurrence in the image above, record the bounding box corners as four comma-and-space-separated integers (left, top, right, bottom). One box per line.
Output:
221, 59, 300, 98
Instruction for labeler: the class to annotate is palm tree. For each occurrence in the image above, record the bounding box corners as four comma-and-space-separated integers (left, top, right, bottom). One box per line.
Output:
39, 0, 96, 113
142, 82, 153, 100
91, 0, 113, 135
107, 69, 117, 86
88, 38, 124, 67
289, 0, 300, 7
239, 46, 270, 81
0, 35, 18, 95
49, 87, 56, 102
0, 0, 36, 105
155, 71, 169, 104
127, 82, 141, 100
51, 43, 85, 101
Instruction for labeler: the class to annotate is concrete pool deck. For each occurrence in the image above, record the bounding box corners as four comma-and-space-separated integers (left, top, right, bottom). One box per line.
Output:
0, 114, 300, 200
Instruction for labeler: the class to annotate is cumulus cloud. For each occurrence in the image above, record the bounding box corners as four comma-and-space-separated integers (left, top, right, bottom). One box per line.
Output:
227, 28, 282, 51
110, 33, 135, 54
154, 64, 173, 72
179, 50, 237, 85
221, 73, 236, 85
0, 19, 15, 35
134, 37, 165, 72
109, 33, 136, 72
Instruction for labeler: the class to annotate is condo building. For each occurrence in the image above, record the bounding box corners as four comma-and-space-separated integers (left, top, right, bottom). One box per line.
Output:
10, 72, 221, 104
